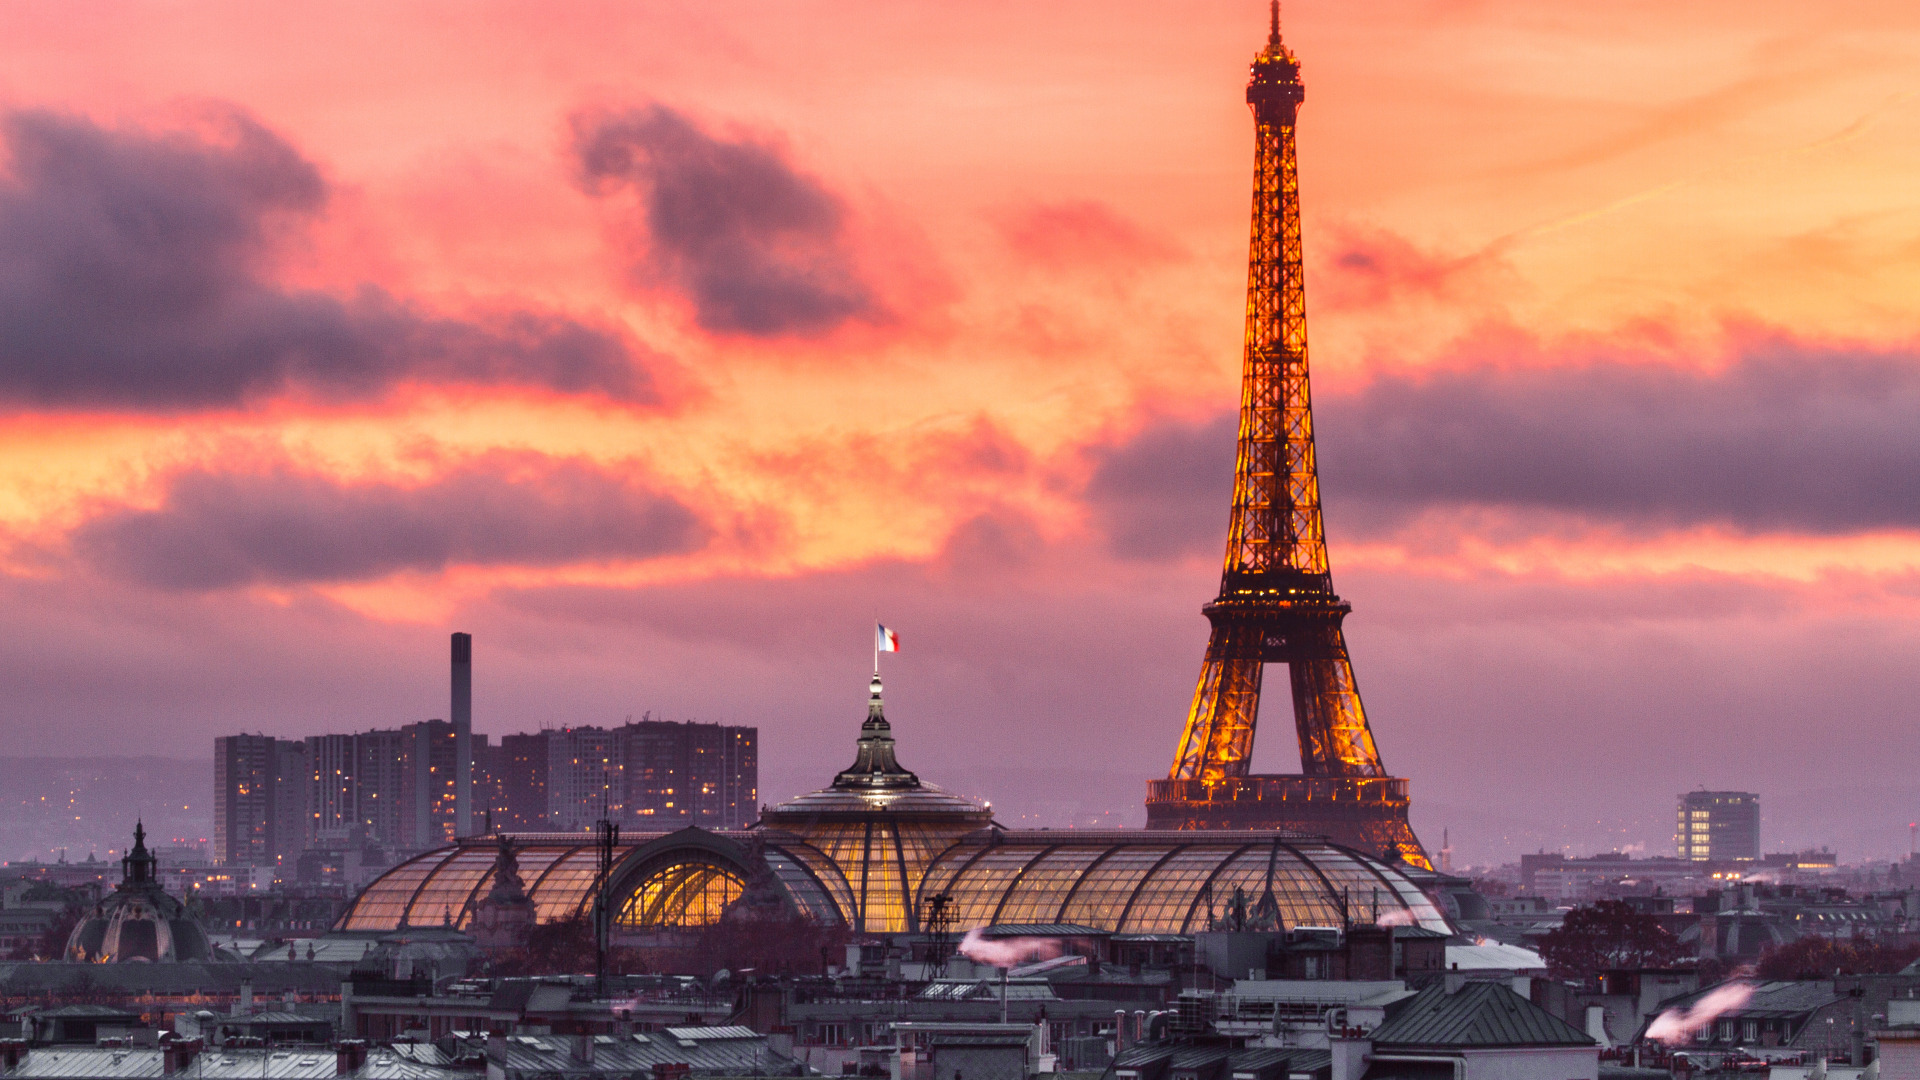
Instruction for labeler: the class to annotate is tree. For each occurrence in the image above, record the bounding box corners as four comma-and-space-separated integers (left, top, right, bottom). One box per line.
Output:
1539, 900, 1688, 985
1754, 935, 1920, 981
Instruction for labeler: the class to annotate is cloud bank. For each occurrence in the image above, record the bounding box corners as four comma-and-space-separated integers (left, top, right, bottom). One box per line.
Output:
73, 453, 708, 589
1084, 339, 1920, 558
0, 109, 659, 409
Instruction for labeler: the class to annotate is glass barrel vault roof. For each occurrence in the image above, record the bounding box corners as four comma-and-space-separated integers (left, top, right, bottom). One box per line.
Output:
338, 828, 1448, 936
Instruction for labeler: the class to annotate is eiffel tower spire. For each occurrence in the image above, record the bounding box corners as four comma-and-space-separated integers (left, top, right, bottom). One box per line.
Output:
1145, 11, 1429, 869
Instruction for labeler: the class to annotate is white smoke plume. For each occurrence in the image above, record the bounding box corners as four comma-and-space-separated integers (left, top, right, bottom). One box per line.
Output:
957, 927, 1062, 969
1644, 981, 1756, 1046
1375, 909, 1416, 928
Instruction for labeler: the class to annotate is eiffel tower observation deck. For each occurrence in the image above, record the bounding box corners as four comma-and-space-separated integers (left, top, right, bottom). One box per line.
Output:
1145, 4, 1430, 870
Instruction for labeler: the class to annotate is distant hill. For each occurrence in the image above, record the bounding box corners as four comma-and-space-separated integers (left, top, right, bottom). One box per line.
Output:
0, 757, 210, 864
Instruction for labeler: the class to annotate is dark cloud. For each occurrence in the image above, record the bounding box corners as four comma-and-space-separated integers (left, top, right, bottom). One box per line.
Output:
0, 109, 658, 408
1083, 414, 1235, 560
1318, 344, 1920, 533
572, 104, 880, 337
72, 453, 708, 589
1085, 342, 1920, 552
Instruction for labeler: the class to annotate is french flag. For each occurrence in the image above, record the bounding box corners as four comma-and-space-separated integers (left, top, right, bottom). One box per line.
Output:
876, 624, 900, 653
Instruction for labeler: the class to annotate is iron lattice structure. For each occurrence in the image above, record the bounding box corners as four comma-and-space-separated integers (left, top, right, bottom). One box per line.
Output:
1145, 7, 1430, 870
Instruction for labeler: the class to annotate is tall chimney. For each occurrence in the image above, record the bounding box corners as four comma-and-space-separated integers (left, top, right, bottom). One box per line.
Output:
452, 633, 473, 838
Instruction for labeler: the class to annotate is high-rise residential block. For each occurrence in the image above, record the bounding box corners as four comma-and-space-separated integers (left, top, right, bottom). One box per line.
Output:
354, 728, 409, 848
212, 735, 307, 870
539, 719, 757, 832
547, 726, 625, 832
625, 720, 757, 828
496, 731, 551, 831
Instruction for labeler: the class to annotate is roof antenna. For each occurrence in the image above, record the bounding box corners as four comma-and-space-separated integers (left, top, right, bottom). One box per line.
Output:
1269, 0, 1281, 47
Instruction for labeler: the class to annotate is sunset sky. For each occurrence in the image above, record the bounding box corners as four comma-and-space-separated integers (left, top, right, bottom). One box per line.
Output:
3, 0, 1919, 865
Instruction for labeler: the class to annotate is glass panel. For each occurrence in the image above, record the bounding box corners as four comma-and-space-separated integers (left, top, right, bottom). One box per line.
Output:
618, 860, 744, 927
529, 852, 606, 922
895, 822, 970, 902
796, 824, 873, 925
995, 846, 1112, 925
1057, 845, 1179, 931
404, 848, 497, 929
339, 853, 444, 931
768, 841, 856, 925
862, 825, 908, 933
938, 847, 1049, 931
764, 848, 846, 926
1290, 844, 1449, 931
1199, 846, 1345, 930
1122, 847, 1238, 933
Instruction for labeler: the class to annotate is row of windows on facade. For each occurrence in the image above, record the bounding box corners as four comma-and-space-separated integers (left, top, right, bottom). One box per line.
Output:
211, 721, 757, 868
1674, 791, 1760, 862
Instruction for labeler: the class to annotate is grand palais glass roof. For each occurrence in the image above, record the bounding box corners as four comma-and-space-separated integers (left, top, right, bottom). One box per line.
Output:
336, 675, 1450, 937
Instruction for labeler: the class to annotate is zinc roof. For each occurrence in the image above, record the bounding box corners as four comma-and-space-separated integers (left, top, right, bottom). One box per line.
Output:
194, 1050, 342, 1080
354, 1049, 470, 1080
487, 1028, 782, 1076
1367, 981, 1596, 1049
916, 977, 1058, 1001
10, 1049, 164, 1080
11, 1049, 346, 1080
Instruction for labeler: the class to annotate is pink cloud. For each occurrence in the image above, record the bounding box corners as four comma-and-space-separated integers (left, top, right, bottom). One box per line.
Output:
994, 199, 1185, 271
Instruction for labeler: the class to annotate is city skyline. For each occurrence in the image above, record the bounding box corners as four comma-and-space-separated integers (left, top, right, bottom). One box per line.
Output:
1, 1, 1918, 865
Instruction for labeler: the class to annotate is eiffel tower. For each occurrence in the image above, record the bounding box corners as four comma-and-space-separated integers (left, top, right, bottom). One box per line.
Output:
1144, 4, 1430, 870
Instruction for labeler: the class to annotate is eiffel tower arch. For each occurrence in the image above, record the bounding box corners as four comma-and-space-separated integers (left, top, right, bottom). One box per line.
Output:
1144, 4, 1430, 870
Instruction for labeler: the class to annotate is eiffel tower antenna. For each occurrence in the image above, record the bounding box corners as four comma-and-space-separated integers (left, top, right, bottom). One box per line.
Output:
1145, 9, 1429, 869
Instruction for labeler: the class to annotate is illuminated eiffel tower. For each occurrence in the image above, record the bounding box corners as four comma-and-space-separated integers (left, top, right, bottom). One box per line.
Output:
1144, 4, 1430, 870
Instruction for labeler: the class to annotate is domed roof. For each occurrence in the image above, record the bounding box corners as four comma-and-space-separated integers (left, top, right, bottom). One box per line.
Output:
66, 822, 215, 963
760, 672, 992, 825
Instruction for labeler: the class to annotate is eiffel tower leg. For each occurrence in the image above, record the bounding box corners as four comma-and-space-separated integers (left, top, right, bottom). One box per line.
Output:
1288, 627, 1385, 778
1170, 625, 1263, 783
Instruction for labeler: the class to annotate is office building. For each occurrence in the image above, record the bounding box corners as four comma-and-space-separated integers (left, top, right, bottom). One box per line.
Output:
1677, 790, 1760, 862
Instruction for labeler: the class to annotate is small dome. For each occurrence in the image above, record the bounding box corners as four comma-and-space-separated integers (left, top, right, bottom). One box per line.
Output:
66, 822, 214, 963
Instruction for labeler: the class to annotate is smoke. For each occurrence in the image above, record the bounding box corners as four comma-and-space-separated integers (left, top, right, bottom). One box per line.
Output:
1375, 909, 1417, 928
956, 928, 1061, 969
1644, 981, 1756, 1046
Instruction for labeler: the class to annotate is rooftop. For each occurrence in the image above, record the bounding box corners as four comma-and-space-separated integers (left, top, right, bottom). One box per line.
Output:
1367, 981, 1596, 1049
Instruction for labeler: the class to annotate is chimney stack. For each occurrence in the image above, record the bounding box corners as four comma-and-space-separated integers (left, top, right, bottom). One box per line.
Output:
452, 632, 473, 838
